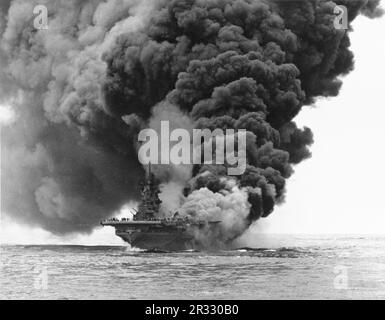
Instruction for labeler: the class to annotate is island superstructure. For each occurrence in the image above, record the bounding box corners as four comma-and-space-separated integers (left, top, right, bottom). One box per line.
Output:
101, 164, 221, 251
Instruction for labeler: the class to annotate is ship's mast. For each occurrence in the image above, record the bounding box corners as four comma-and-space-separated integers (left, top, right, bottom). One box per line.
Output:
134, 163, 161, 220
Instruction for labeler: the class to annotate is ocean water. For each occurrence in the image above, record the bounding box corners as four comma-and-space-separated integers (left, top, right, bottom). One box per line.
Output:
1, 234, 385, 300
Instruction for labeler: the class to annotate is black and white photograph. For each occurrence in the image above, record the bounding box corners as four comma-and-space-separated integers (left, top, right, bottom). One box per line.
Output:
0, 0, 384, 303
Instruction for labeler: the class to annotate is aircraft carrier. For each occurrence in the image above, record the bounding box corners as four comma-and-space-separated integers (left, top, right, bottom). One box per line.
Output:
101, 165, 221, 251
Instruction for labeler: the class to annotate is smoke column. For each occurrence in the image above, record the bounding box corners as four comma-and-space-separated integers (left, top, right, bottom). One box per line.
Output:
0, 0, 382, 239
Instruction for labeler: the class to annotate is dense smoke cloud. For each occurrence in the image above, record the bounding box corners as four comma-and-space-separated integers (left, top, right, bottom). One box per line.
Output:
0, 0, 159, 233
0, 0, 382, 238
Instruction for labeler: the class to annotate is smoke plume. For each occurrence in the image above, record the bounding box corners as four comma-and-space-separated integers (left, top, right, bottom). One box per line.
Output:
0, 0, 382, 240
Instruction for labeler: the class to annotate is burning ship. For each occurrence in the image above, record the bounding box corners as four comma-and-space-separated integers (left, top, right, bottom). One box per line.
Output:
101, 165, 221, 251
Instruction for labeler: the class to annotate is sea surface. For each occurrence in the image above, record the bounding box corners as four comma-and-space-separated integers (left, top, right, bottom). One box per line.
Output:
1, 234, 385, 300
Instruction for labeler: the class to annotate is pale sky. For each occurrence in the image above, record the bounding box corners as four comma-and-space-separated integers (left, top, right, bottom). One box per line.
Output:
1, 14, 384, 244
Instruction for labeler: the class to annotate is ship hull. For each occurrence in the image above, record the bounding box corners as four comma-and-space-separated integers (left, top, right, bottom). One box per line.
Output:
117, 230, 196, 251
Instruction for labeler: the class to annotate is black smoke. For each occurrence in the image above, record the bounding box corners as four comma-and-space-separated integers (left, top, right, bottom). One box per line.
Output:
0, 0, 382, 236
